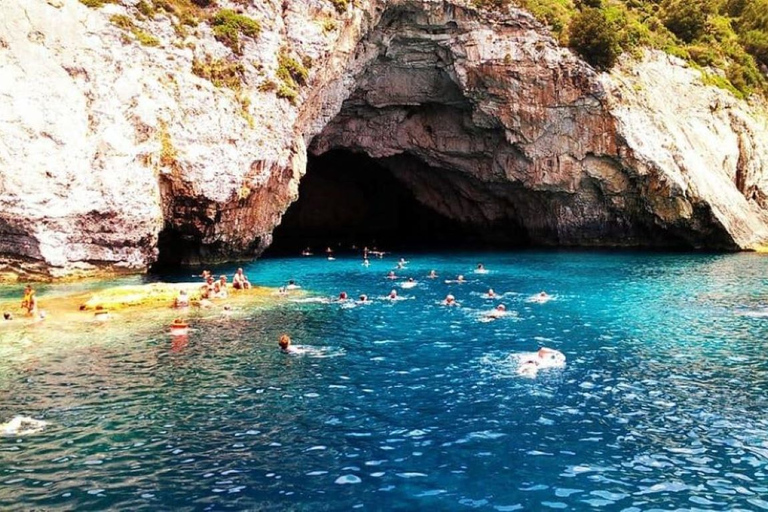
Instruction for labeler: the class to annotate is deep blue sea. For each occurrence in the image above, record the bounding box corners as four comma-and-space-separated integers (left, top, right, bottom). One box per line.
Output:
2, 251, 768, 511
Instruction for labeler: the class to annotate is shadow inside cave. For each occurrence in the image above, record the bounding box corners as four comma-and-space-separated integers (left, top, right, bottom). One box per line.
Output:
266, 149, 528, 256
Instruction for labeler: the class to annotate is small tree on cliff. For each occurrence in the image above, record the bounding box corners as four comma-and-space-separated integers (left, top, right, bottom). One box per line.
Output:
569, 7, 621, 70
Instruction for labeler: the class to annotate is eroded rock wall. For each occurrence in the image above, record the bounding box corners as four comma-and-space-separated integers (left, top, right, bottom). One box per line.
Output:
1, 0, 768, 280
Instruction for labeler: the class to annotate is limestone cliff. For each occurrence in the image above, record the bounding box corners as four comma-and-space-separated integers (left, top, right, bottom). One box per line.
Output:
1, 0, 767, 280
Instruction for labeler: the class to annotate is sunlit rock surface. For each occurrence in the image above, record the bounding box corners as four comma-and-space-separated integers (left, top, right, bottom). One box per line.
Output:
2, 0, 768, 279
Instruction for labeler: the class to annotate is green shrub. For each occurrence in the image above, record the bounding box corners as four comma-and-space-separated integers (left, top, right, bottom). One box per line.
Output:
110, 14, 135, 30
110, 14, 161, 47
661, 0, 711, 43
135, 29, 160, 46
277, 52, 309, 86
136, 0, 155, 18
520, 0, 574, 38
471, 0, 512, 9
330, 0, 350, 14
276, 83, 298, 103
79, 0, 116, 8
742, 29, 768, 67
192, 56, 245, 89
211, 9, 261, 54
568, 7, 622, 69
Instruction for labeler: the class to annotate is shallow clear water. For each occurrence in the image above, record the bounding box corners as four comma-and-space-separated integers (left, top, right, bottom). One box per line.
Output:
2, 251, 768, 510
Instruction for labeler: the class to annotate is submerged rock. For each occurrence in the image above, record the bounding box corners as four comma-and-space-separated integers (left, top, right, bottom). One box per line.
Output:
1, 0, 768, 279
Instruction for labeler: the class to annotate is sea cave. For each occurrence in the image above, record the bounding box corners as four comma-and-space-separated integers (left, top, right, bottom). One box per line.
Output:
267, 149, 530, 255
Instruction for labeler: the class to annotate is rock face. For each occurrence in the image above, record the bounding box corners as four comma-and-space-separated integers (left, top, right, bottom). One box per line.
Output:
1, 0, 768, 279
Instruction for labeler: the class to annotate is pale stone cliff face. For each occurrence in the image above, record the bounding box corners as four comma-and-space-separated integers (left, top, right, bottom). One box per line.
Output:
1, 0, 767, 280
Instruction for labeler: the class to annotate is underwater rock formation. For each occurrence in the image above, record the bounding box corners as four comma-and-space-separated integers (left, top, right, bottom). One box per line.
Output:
1, 0, 768, 279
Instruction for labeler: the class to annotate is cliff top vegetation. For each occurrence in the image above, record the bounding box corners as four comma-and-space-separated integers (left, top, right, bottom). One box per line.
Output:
475, 0, 768, 98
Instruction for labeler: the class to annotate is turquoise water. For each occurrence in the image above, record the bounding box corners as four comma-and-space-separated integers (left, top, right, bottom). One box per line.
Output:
2, 251, 768, 510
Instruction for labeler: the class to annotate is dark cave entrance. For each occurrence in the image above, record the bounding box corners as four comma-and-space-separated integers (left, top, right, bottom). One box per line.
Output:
267, 150, 528, 255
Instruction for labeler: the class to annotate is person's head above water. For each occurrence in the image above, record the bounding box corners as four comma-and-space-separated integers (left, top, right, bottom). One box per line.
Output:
279, 334, 291, 350
496, 304, 506, 311
339, 291, 348, 300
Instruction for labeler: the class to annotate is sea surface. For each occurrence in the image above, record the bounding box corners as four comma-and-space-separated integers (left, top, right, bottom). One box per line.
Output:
1, 251, 768, 511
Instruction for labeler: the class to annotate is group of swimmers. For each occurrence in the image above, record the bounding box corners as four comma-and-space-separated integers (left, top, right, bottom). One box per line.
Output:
279, 253, 564, 374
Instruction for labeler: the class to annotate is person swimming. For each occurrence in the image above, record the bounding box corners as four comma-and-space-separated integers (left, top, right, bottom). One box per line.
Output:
279, 334, 292, 352
388, 289, 398, 300
302, 247, 313, 256
528, 291, 552, 303
427, 270, 437, 279
386, 271, 397, 280
486, 288, 496, 299
286, 280, 301, 290
484, 304, 508, 320
362, 258, 370, 267
443, 294, 458, 306
401, 277, 417, 289
358, 294, 369, 304
338, 291, 348, 301
475, 263, 488, 273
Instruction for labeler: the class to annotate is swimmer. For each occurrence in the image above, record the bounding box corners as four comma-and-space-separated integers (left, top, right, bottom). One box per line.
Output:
484, 304, 508, 320
528, 291, 552, 303
94, 306, 110, 322
517, 359, 539, 378
170, 318, 189, 336
278, 334, 292, 352
302, 247, 313, 256
485, 288, 496, 299
536, 347, 566, 368
358, 294, 369, 303
338, 291, 349, 301
362, 258, 370, 267
510, 347, 565, 376
286, 280, 301, 290
388, 289, 398, 300
386, 271, 397, 280
475, 263, 488, 274
443, 294, 459, 306
1, 416, 48, 436
401, 277, 417, 289
458, 275, 465, 283
427, 269, 437, 279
